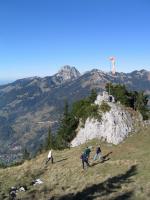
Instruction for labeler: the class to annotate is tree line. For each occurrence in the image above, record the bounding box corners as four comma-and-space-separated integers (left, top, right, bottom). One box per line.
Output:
105, 83, 149, 120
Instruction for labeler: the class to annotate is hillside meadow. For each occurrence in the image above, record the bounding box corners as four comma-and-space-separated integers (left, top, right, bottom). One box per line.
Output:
0, 125, 150, 200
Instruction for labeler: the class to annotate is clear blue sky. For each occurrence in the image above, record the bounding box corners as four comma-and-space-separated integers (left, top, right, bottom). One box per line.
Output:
0, 0, 150, 81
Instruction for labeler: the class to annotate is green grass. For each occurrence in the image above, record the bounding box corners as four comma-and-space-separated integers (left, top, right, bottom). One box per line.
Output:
0, 125, 150, 200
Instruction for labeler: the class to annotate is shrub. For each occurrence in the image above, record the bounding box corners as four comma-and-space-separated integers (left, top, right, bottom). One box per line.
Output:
100, 101, 111, 113
0, 161, 7, 168
105, 83, 149, 120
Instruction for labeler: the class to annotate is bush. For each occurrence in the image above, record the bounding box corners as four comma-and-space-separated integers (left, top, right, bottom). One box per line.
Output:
100, 101, 111, 113
105, 83, 149, 120
9, 160, 24, 167
71, 99, 102, 123
22, 148, 30, 160
0, 161, 7, 168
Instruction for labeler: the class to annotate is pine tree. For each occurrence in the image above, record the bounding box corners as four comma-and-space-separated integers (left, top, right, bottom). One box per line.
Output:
56, 100, 70, 148
56, 100, 79, 149
105, 83, 149, 120
134, 92, 149, 120
23, 148, 30, 160
38, 143, 44, 154
45, 127, 54, 150
88, 89, 97, 103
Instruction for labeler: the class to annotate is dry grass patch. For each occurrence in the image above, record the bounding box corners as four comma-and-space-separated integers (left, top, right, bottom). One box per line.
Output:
0, 126, 150, 199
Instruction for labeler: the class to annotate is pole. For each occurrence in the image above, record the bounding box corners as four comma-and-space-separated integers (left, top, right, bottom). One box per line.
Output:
108, 58, 112, 95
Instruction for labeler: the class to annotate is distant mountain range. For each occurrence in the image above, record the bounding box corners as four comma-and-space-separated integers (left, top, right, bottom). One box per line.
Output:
0, 65, 150, 162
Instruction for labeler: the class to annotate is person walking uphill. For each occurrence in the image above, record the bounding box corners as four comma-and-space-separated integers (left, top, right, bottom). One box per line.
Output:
94, 146, 103, 161
80, 153, 90, 170
45, 149, 54, 165
84, 146, 91, 162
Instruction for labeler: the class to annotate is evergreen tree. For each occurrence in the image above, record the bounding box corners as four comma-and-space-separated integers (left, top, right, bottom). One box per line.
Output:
38, 143, 44, 154
56, 100, 79, 149
134, 92, 149, 120
88, 89, 97, 103
45, 127, 55, 150
128, 91, 138, 110
23, 148, 30, 160
106, 83, 130, 106
0, 161, 6, 168
105, 83, 149, 120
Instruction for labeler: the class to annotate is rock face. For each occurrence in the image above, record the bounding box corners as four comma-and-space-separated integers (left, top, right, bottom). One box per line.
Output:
55, 65, 81, 83
71, 94, 142, 146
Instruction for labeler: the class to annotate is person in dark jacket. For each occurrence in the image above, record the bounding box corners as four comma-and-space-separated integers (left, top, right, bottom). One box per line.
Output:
80, 153, 90, 169
84, 147, 91, 162
93, 146, 103, 161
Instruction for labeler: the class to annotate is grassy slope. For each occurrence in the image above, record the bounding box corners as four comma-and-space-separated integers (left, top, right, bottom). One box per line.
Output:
0, 126, 150, 200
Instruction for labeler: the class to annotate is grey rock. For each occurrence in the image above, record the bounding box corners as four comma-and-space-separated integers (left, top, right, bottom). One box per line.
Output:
71, 94, 143, 146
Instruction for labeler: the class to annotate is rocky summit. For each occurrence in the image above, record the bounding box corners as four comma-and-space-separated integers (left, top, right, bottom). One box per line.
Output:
71, 92, 143, 147
55, 65, 81, 82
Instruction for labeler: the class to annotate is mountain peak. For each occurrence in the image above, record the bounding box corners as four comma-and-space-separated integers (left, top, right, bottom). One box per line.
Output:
56, 65, 81, 81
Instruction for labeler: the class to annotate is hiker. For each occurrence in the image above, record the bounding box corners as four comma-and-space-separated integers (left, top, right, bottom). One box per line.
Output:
45, 149, 54, 164
93, 146, 103, 161
9, 187, 17, 200
84, 146, 91, 162
80, 153, 90, 169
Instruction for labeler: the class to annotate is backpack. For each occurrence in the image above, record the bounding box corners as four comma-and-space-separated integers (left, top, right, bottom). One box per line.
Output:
80, 153, 87, 159
84, 148, 91, 156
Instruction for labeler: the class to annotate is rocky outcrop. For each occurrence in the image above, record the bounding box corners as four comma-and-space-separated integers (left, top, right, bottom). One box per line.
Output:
71, 94, 142, 146
54, 65, 81, 83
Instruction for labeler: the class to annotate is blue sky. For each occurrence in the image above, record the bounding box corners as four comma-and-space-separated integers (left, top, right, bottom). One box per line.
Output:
0, 0, 150, 81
